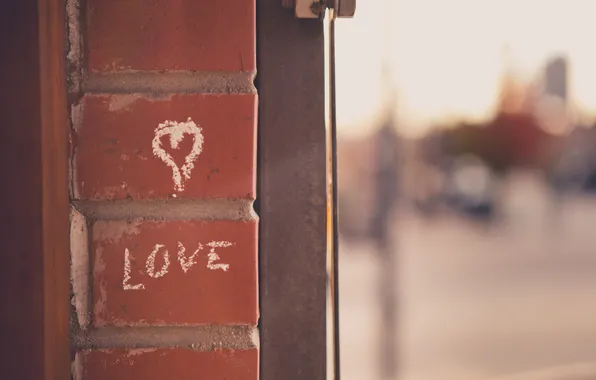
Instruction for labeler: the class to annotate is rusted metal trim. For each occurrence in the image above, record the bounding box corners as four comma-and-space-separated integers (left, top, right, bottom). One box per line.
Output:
256, 1, 328, 379
39, 0, 72, 379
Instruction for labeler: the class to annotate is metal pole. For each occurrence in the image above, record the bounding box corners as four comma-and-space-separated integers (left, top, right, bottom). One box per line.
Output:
325, 9, 342, 380
375, 131, 399, 380
376, 0, 398, 378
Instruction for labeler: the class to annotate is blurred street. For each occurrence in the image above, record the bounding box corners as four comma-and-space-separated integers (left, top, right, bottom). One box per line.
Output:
340, 170, 596, 380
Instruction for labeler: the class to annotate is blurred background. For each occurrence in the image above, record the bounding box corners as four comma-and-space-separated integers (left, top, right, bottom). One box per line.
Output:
334, 1, 596, 380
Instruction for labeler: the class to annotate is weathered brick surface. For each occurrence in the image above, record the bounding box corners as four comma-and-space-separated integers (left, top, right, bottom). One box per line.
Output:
69, 0, 259, 377
73, 94, 257, 200
91, 219, 258, 326
78, 348, 258, 380
86, 0, 256, 72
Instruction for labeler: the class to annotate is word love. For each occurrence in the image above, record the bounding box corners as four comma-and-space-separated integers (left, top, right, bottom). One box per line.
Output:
123, 240, 233, 290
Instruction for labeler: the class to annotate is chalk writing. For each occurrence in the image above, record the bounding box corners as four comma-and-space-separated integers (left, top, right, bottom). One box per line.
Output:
123, 248, 145, 290
122, 241, 233, 290
206, 241, 232, 272
177, 241, 201, 273
146, 244, 170, 278
152, 117, 204, 192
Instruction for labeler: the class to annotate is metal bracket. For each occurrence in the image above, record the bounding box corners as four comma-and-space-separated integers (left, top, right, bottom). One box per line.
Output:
282, 0, 355, 19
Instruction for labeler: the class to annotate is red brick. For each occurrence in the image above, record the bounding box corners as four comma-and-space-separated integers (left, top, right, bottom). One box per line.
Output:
78, 348, 258, 380
87, 0, 255, 72
73, 94, 256, 200
91, 219, 258, 326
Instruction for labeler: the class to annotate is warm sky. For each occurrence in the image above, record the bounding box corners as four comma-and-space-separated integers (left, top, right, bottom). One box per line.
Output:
334, 0, 596, 137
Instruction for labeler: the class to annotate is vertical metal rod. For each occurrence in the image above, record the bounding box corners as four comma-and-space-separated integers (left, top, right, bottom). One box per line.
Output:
325, 8, 341, 380
331, 18, 341, 380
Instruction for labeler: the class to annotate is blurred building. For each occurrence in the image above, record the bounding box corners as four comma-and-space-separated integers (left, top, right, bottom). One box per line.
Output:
535, 56, 570, 136
544, 56, 568, 103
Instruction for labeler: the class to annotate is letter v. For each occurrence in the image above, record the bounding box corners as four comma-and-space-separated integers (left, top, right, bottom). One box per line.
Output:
177, 242, 202, 273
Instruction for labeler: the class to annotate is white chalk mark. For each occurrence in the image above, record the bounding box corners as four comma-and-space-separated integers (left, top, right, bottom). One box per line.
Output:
152, 117, 204, 192
123, 248, 145, 290
146, 244, 171, 278
207, 252, 230, 271
206, 241, 232, 271
207, 241, 234, 248
177, 241, 202, 273
123, 240, 234, 290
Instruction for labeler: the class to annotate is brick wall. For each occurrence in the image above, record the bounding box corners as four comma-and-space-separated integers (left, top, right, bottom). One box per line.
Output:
66, 1, 258, 379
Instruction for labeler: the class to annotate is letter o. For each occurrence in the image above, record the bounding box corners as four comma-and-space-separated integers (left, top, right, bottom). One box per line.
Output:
146, 244, 171, 278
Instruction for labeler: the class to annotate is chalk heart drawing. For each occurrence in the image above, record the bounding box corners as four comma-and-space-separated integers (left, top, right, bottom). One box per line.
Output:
152, 117, 204, 192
